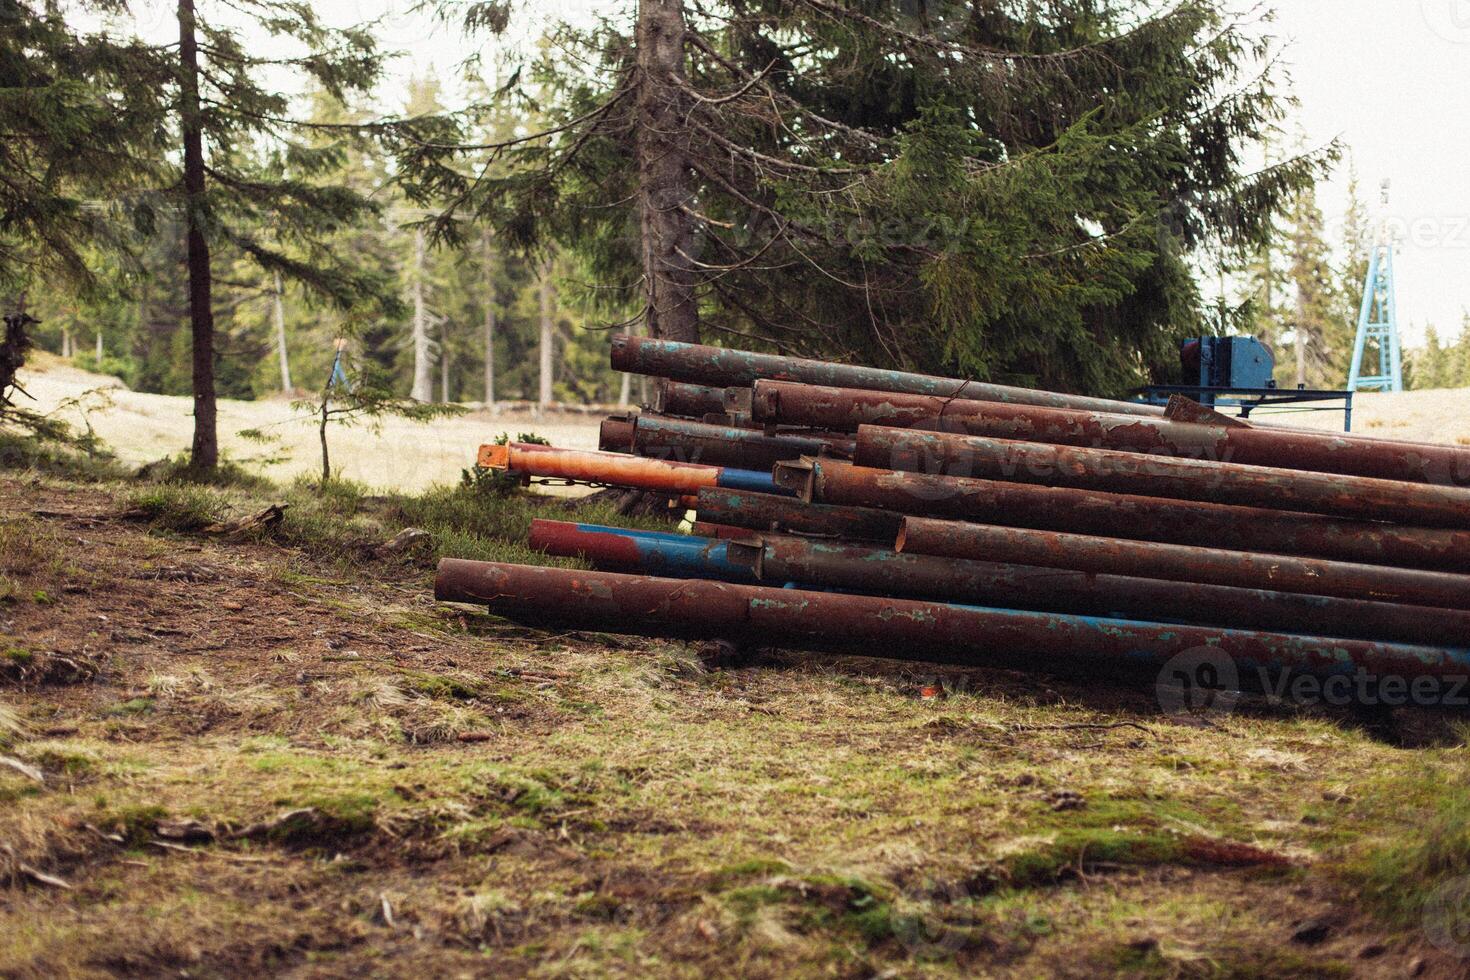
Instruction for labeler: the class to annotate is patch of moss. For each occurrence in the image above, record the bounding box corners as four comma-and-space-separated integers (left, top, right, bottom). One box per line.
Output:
398, 670, 484, 701
104, 697, 155, 717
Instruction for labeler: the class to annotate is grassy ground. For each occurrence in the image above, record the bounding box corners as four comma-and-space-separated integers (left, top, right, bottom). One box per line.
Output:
2, 446, 1470, 977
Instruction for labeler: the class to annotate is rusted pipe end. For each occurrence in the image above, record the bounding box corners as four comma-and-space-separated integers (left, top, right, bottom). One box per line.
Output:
724, 540, 764, 576
771, 458, 817, 500
435, 557, 498, 604
479, 443, 511, 469
599, 415, 637, 453
894, 521, 908, 553
608, 333, 637, 371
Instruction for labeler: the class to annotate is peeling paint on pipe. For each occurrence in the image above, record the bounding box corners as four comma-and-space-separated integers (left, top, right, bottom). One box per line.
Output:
778, 458, 1470, 573
855, 426, 1470, 529
896, 516, 1470, 610
434, 560, 1470, 686
609, 334, 1165, 418
752, 380, 1470, 486
694, 487, 903, 542
724, 535, 1470, 645
598, 413, 854, 471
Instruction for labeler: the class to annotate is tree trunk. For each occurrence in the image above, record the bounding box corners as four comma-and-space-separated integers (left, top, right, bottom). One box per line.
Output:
481, 229, 496, 406
1295, 284, 1307, 388
273, 271, 292, 392
95, 329, 102, 363
538, 258, 555, 410
61, 325, 71, 358
179, 0, 217, 472
440, 335, 451, 403
410, 227, 432, 401
635, 0, 700, 343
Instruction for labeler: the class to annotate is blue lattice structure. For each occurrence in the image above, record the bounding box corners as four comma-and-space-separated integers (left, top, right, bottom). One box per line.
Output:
1348, 183, 1403, 392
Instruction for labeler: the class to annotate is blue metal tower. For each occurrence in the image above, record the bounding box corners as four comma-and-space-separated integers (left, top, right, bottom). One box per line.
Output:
1347, 180, 1403, 392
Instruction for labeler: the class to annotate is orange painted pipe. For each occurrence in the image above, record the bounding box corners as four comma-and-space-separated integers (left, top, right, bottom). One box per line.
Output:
480, 443, 723, 494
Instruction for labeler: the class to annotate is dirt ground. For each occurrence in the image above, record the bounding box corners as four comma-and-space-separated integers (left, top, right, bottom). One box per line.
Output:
18, 354, 608, 492
2, 474, 1469, 977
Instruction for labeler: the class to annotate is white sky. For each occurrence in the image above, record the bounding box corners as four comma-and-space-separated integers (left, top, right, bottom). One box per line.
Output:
1272, 0, 1470, 344
120, 0, 1470, 345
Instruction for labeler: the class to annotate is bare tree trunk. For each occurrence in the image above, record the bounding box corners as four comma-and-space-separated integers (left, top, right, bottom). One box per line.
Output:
179, 0, 217, 473
635, 0, 700, 343
410, 227, 432, 402
1295, 284, 1307, 388
618, 370, 632, 407
440, 334, 451, 403
273, 271, 292, 392
481, 229, 496, 406
538, 258, 555, 410
95, 329, 102, 363
61, 325, 71, 358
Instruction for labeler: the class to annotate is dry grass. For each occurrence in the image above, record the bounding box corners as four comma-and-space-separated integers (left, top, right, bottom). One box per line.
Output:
18, 353, 608, 492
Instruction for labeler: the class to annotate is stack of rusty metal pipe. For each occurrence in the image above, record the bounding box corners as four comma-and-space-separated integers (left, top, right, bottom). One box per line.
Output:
437, 335, 1470, 697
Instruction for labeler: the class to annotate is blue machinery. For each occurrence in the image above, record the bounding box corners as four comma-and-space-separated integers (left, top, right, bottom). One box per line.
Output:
1138, 336, 1355, 431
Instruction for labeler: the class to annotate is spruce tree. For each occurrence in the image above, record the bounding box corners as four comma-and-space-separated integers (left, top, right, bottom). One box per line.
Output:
104, 1, 397, 472
409, 0, 1331, 396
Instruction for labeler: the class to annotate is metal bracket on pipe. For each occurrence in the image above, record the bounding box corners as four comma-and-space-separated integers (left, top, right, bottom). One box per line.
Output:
771, 458, 817, 499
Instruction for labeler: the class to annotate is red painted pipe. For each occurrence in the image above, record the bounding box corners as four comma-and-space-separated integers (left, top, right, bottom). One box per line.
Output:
434, 560, 1470, 685
753, 380, 1470, 486
774, 458, 1470, 573
855, 426, 1470, 529
896, 517, 1470, 609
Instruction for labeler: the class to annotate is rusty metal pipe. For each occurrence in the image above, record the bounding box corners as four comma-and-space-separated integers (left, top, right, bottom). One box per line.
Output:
855, 426, 1470, 529
725, 535, 1470, 645
694, 487, 903, 543
653, 380, 729, 418
600, 413, 854, 471
434, 560, 1470, 686
609, 334, 1165, 418
778, 458, 1470, 573
896, 517, 1470, 610
753, 380, 1470, 486
599, 416, 636, 453
689, 521, 754, 540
